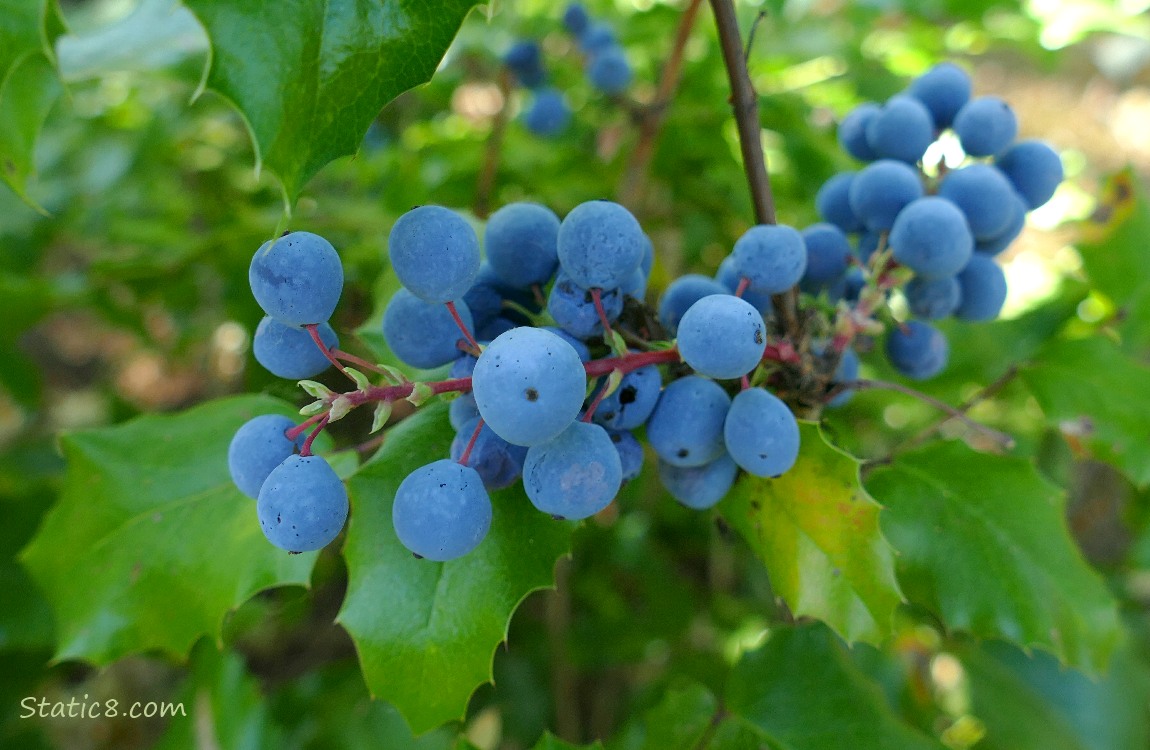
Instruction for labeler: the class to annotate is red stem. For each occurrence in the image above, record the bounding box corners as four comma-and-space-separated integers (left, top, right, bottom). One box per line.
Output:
582, 376, 611, 423
304, 324, 351, 378
332, 349, 390, 375
286, 412, 326, 442
590, 288, 614, 337
446, 301, 482, 353
299, 414, 330, 457
458, 418, 485, 466
734, 276, 750, 298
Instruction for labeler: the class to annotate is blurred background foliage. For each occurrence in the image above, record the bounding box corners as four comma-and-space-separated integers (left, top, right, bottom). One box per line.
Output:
2, 0, 1150, 748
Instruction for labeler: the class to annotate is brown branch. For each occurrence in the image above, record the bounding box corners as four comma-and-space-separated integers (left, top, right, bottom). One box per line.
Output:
617, 0, 705, 205
708, 0, 800, 336
897, 365, 1020, 453
475, 68, 514, 219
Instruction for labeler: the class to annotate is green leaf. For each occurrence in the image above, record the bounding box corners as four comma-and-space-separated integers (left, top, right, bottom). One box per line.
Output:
337, 403, 575, 733
608, 683, 719, 750
955, 640, 1150, 750
0, 0, 66, 208
534, 732, 605, 750
722, 422, 903, 645
20, 395, 322, 664
866, 441, 1123, 673
154, 639, 283, 750
727, 622, 944, 750
182, 0, 478, 205
1020, 336, 1150, 487
1077, 168, 1150, 350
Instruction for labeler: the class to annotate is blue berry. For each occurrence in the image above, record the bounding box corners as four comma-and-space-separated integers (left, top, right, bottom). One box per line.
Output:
905, 276, 961, 320
646, 375, 731, 468
815, 172, 864, 233
848, 160, 924, 232
504, 40, 545, 88
252, 316, 338, 380
609, 429, 644, 482
889, 197, 974, 279
450, 396, 480, 431
462, 263, 510, 332
547, 271, 624, 339
996, 140, 1063, 210
593, 363, 661, 430
451, 417, 528, 490
382, 288, 473, 369
485, 202, 561, 288
908, 62, 971, 129
731, 224, 807, 295
579, 23, 616, 54
557, 200, 646, 290
621, 268, 648, 300
955, 254, 1007, 322
975, 192, 1027, 256
856, 230, 883, 266
257, 455, 348, 552
827, 347, 860, 408
640, 235, 655, 276
541, 326, 592, 362
723, 388, 800, 477
677, 295, 766, 380
838, 102, 881, 161
938, 164, 1017, 241
228, 415, 306, 500
523, 421, 622, 519
472, 327, 587, 446
658, 453, 738, 510
524, 88, 572, 137
388, 205, 481, 303
563, 3, 590, 36
865, 95, 935, 164
800, 223, 852, 288
392, 459, 492, 561
658, 274, 730, 334
716, 257, 774, 314
249, 232, 343, 327
588, 46, 632, 93
886, 321, 948, 380
953, 96, 1017, 157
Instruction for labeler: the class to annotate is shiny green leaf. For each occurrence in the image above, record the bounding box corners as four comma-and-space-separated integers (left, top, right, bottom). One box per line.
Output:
723, 422, 903, 644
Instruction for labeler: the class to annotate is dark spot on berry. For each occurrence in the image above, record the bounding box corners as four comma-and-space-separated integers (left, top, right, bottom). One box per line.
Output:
525, 388, 539, 401
276, 514, 281, 524
280, 230, 293, 237
551, 514, 566, 521
412, 552, 424, 559
677, 448, 689, 458
754, 328, 764, 345
619, 386, 637, 405
770, 474, 782, 479
610, 432, 622, 443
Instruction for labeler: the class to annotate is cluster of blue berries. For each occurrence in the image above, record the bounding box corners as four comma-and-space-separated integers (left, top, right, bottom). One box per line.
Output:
229, 233, 349, 553
562, 2, 634, 95
815, 62, 1063, 379
504, 2, 635, 138
383, 200, 802, 561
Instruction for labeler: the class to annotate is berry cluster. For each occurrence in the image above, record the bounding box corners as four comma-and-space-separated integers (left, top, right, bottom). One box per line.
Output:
231, 233, 349, 553
815, 62, 1063, 380
504, 2, 635, 137
225, 61, 1062, 561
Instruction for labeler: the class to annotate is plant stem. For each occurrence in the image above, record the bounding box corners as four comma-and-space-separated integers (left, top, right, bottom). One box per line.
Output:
475, 68, 513, 219
299, 414, 330, 457
446, 301, 482, 353
897, 366, 1020, 453
617, 0, 705, 204
304, 323, 352, 379
286, 411, 327, 442
590, 287, 615, 339
708, 0, 800, 335
458, 418, 485, 466
838, 378, 1016, 450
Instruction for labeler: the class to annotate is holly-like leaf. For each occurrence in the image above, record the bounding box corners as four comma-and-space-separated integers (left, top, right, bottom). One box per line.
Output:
726, 622, 945, 750
866, 441, 1123, 673
182, 0, 478, 205
337, 402, 574, 734
722, 422, 903, 644
608, 683, 719, 750
954, 640, 1150, 750
20, 395, 323, 664
1077, 168, 1150, 350
0, 0, 66, 208
1021, 336, 1150, 488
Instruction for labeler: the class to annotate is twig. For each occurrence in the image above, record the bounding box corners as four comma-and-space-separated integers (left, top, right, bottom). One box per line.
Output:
897, 366, 1020, 453
617, 0, 705, 204
839, 378, 1016, 451
743, 10, 768, 61
475, 68, 514, 219
708, 0, 800, 336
